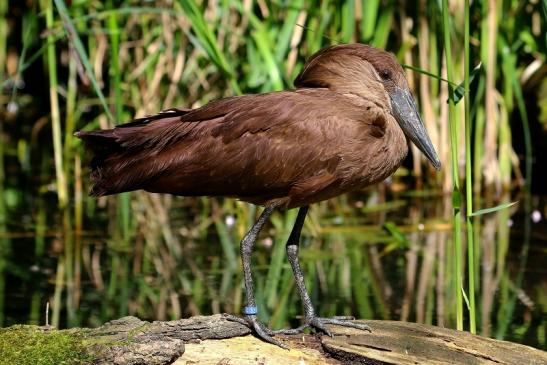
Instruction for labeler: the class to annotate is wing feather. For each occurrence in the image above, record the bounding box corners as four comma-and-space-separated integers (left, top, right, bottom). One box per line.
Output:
77, 89, 389, 204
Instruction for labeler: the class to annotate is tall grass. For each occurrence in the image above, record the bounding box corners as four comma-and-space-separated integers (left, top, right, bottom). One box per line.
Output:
42, 0, 67, 208
463, 0, 476, 334
0, 0, 543, 346
441, 0, 463, 331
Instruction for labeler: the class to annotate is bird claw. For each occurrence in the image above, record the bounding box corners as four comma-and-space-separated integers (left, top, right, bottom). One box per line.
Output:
223, 313, 289, 349
312, 316, 372, 334
272, 316, 372, 337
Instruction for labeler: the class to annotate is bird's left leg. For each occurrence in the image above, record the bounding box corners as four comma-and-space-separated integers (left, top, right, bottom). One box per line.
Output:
223, 204, 288, 348
278, 205, 372, 336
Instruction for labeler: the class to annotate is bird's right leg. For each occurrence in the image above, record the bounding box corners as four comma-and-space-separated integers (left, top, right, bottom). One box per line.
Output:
223, 204, 288, 348
278, 205, 372, 336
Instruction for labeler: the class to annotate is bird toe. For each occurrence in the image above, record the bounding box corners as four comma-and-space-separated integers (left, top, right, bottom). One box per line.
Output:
223, 313, 289, 349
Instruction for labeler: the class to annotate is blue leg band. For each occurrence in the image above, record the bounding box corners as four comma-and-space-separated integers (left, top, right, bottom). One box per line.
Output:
244, 306, 258, 315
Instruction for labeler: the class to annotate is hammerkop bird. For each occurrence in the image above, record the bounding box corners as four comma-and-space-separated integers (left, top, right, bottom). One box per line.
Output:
76, 44, 441, 348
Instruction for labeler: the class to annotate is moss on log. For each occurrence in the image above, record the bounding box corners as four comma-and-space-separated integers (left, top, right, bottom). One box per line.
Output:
0, 315, 545, 365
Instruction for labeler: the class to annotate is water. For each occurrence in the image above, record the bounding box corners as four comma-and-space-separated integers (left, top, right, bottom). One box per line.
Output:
1, 189, 545, 350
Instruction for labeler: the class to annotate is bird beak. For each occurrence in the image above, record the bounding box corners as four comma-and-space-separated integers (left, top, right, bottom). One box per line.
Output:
389, 87, 442, 170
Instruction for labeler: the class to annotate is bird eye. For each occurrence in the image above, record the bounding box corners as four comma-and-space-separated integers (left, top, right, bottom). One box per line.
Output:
380, 69, 391, 80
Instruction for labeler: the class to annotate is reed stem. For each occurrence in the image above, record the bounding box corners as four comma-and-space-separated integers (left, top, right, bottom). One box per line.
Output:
441, 0, 463, 331
43, 0, 68, 208
464, 0, 476, 334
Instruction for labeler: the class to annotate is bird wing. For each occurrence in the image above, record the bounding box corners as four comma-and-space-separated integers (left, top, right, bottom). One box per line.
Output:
79, 89, 390, 205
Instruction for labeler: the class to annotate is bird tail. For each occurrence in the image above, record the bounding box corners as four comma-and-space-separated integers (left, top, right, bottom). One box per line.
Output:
75, 108, 190, 196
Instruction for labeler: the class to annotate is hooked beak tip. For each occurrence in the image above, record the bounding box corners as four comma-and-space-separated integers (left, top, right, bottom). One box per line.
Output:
432, 159, 442, 171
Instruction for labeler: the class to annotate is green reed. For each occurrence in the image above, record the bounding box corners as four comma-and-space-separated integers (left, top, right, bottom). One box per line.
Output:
40, 0, 64, 328
107, 3, 132, 307
42, 0, 67, 209
441, 0, 463, 331
464, 0, 476, 334
178, 0, 241, 95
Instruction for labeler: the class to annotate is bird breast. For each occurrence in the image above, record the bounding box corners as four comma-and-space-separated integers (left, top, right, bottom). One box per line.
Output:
344, 112, 407, 187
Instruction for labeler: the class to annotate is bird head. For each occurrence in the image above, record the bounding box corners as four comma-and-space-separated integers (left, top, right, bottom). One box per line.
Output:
294, 44, 441, 171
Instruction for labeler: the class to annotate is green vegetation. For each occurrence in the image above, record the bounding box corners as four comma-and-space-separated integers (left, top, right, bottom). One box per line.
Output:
441, 0, 463, 331
0, 0, 545, 356
0, 325, 93, 365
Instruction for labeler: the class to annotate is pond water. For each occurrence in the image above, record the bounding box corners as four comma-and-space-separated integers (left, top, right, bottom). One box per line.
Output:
1, 187, 545, 351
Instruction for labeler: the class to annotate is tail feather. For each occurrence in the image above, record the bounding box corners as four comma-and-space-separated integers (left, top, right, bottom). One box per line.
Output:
76, 108, 190, 196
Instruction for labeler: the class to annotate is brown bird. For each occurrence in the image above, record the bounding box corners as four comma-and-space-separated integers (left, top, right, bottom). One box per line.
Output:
76, 43, 441, 348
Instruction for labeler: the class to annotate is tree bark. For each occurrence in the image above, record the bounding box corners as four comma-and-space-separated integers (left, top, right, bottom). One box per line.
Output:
4, 315, 546, 365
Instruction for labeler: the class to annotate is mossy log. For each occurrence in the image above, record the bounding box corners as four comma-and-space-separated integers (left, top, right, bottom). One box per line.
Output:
1, 315, 545, 365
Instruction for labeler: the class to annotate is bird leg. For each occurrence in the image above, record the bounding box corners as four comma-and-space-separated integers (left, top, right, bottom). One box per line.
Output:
223, 204, 289, 348
281, 206, 372, 336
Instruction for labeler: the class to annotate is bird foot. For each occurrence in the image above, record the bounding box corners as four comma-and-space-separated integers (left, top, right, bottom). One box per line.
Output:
223, 313, 289, 349
273, 316, 372, 337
